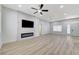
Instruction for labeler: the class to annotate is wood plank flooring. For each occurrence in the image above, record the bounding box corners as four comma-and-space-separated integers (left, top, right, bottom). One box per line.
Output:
0, 34, 79, 55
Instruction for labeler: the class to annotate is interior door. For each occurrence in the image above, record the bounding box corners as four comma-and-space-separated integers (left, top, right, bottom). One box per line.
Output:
39, 23, 42, 35
70, 23, 79, 36
67, 24, 71, 34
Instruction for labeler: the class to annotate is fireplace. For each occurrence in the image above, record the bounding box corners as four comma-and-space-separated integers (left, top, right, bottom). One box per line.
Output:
21, 32, 34, 38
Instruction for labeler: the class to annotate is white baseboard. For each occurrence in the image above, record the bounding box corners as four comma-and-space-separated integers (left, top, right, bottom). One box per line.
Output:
3, 35, 39, 45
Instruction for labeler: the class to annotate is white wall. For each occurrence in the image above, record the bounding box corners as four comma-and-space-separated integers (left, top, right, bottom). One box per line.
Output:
70, 23, 79, 36
50, 22, 67, 35
17, 12, 41, 40
50, 18, 79, 36
63, 18, 79, 36
2, 7, 50, 43
17, 12, 50, 40
0, 5, 2, 48
40, 20, 50, 35
2, 7, 18, 44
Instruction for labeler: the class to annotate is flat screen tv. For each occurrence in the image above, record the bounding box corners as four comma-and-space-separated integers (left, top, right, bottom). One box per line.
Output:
22, 19, 34, 28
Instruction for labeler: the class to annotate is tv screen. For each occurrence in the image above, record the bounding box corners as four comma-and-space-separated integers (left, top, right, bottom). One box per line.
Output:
22, 20, 34, 28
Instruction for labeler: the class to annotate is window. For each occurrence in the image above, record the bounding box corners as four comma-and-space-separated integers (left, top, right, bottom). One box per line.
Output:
53, 25, 62, 32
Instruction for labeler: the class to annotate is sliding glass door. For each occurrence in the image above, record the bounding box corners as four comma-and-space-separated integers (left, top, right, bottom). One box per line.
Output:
70, 23, 79, 36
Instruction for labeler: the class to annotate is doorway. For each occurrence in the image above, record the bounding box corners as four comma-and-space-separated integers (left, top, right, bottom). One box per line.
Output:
67, 24, 71, 35
39, 23, 42, 35
70, 23, 79, 36
67, 23, 79, 36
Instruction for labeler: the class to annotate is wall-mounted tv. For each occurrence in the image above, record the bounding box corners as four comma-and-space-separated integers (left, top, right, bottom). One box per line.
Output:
22, 19, 34, 28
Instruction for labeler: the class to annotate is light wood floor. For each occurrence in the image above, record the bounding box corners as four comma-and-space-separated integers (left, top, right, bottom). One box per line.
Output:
0, 34, 79, 55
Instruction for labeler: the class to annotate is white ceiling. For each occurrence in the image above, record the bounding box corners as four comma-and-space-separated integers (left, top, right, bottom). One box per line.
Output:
2, 4, 79, 22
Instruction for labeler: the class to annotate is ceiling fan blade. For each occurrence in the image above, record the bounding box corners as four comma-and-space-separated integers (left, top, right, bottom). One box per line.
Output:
40, 12, 43, 15
33, 11, 38, 14
31, 7, 38, 10
42, 10, 48, 12
40, 4, 44, 9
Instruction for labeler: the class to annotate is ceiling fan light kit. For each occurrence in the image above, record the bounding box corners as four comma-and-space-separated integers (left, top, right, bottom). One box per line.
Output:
31, 4, 48, 15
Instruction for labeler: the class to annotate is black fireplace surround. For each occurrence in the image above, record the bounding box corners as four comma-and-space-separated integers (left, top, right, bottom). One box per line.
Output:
21, 32, 34, 38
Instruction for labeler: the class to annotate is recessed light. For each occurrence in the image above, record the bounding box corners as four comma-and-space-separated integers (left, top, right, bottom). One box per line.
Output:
60, 5, 64, 8
38, 10, 41, 12
18, 5, 22, 8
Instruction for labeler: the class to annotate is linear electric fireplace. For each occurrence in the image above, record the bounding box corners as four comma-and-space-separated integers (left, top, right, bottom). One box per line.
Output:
21, 32, 34, 38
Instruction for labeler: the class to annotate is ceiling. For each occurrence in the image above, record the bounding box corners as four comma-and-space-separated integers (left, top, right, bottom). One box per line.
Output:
2, 4, 79, 22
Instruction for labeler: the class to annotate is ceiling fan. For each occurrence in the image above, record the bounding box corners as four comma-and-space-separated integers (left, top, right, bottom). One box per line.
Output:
31, 4, 48, 15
